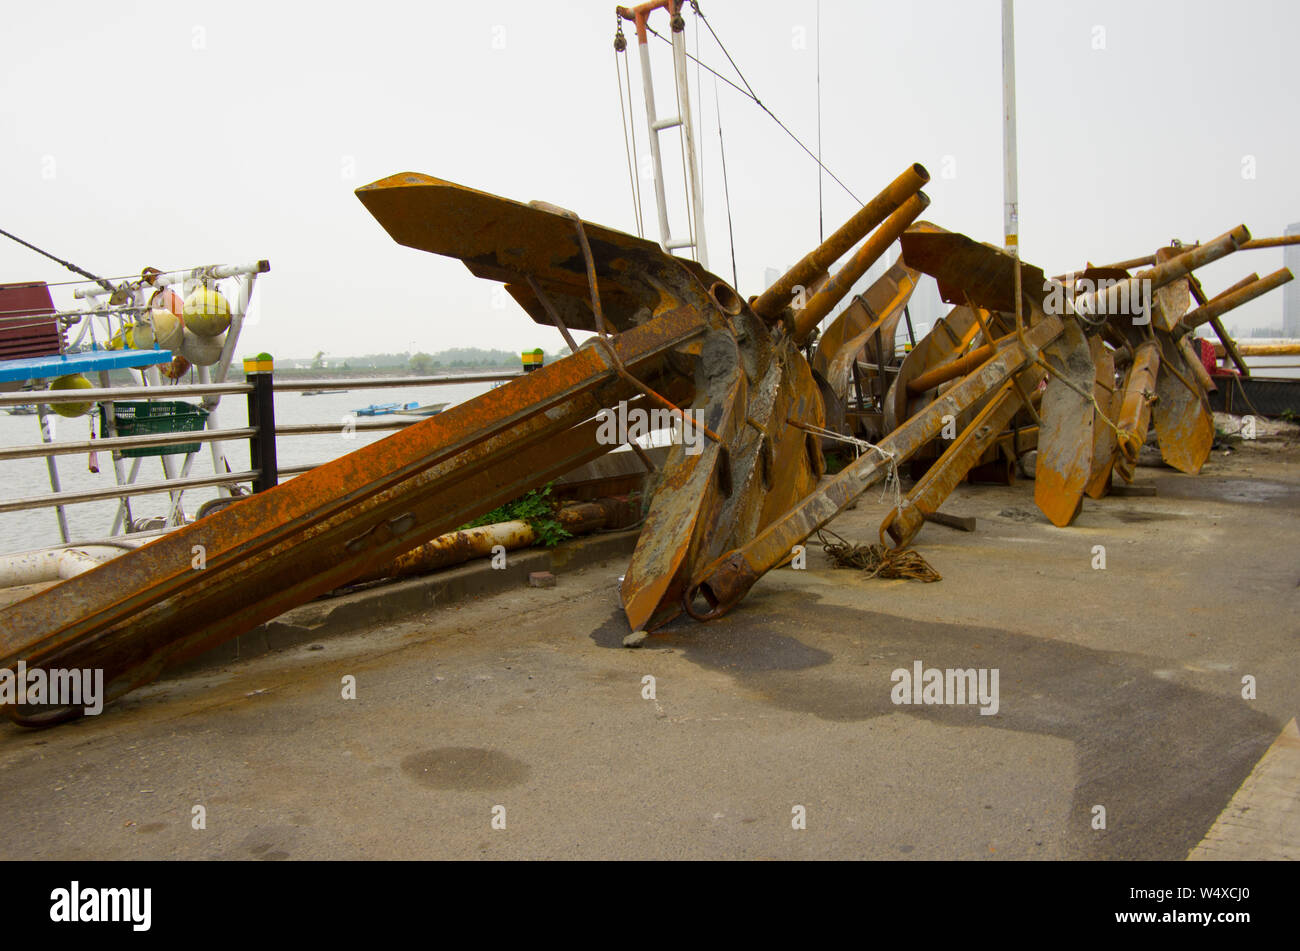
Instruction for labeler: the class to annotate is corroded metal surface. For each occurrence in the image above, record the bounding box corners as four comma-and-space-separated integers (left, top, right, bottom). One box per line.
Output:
880, 372, 1041, 549
1034, 320, 1095, 527
814, 262, 916, 399
1, 177, 723, 723
4, 162, 1294, 726
1085, 337, 1119, 500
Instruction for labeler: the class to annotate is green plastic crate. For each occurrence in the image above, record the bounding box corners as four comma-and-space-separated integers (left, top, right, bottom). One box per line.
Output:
100, 400, 209, 458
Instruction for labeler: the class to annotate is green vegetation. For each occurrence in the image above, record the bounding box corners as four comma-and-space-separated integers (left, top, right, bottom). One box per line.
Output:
462, 484, 571, 548
327, 348, 566, 372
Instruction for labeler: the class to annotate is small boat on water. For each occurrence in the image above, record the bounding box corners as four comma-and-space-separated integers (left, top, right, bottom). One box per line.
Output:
397, 402, 447, 417
354, 401, 419, 417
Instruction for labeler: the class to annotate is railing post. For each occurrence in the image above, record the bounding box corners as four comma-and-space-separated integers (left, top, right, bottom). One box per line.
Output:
244, 354, 278, 493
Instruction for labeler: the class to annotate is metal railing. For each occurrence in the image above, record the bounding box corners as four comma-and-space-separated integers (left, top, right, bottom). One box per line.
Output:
0, 368, 525, 535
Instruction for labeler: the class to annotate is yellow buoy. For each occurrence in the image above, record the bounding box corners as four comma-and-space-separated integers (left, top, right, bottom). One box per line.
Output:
184, 285, 232, 337
47, 374, 94, 418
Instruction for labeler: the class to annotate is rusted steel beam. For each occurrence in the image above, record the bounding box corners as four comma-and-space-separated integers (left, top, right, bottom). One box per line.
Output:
881, 369, 1042, 548
751, 164, 929, 322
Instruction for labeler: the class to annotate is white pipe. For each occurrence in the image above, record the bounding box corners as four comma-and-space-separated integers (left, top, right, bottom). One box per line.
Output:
197, 364, 232, 498
637, 37, 673, 251
72, 260, 269, 300
0, 543, 143, 588
671, 24, 707, 269
1001, 0, 1019, 253
36, 405, 71, 544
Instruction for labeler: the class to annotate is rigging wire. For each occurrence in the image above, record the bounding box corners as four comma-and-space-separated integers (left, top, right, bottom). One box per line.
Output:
614, 45, 645, 237
644, 16, 862, 206
669, 35, 696, 256
714, 75, 739, 289
695, 16, 704, 206
0, 227, 118, 294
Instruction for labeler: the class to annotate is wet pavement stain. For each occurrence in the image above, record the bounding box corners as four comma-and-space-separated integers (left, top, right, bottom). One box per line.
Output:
587, 597, 1281, 860
401, 747, 530, 791
1156, 477, 1300, 505
997, 507, 1040, 522
590, 604, 832, 673
1109, 509, 1182, 524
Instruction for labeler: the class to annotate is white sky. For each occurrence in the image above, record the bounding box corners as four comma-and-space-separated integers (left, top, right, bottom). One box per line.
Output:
3, 0, 1297, 360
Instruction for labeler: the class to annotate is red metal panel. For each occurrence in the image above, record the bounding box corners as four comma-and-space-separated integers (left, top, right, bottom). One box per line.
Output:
0, 282, 62, 360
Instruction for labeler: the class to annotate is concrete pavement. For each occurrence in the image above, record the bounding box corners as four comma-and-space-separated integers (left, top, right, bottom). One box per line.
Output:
1, 438, 1296, 859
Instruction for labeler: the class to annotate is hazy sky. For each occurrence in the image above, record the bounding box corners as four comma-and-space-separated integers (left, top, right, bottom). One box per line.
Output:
3, 0, 1297, 360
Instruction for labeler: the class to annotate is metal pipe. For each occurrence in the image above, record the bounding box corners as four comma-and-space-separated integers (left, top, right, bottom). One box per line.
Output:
1223, 343, 1300, 357
906, 333, 1014, 394
3, 373, 520, 408
36, 406, 70, 543
1182, 268, 1293, 331
0, 469, 260, 515
1001, 0, 1019, 252
1202, 273, 1261, 303
1239, 235, 1300, 251
792, 191, 930, 342
275, 419, 418, 435
0, 543, 147, 588
1075, 226, 1249, 319
1093, 253, 1158, 272
0, 427, 258, 462
1116, 342, 1161, 465
1087, 233, 1298, 275
1189, 272, 1258, 377
196, 363, 231, 499
1, 382, 252, 406
272, 372, 521, 392
352, 502, 616, 585
751, 163, 930, 321
636, 21, 673, 250
72, 260, 269, 299
670, 15, 707, 268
